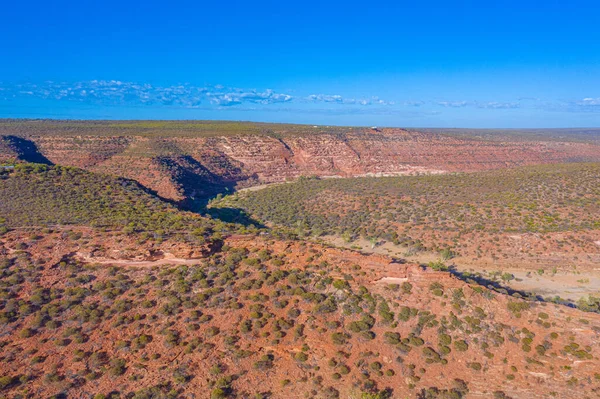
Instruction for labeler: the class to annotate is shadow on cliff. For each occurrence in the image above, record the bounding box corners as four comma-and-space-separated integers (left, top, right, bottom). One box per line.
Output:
448, 266, 576, 307
151, 155, 265, 227
154, 155, 256, 210
1, 135, 53, 165
205, 207, 265, 228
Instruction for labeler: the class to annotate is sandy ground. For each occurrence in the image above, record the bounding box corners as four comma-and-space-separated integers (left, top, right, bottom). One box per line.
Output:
236, 181, 289, 193
318, 235, 600, 302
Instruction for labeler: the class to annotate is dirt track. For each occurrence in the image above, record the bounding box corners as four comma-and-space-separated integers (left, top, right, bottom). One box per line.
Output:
76, 253, 203, 268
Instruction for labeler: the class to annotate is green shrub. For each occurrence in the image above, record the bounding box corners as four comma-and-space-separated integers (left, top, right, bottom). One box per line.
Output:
454, 340, 469, 352
109, 358, 127, 376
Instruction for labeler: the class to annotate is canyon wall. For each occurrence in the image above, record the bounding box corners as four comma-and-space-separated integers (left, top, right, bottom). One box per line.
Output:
3, 127, 600, 205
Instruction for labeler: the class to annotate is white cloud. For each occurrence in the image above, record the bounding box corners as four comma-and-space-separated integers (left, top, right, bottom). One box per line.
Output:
307, 94, 344, 103
0, 79, 550, 114
578, 97, 600, 106
306, 94, 394, 106
436, 100, 521, 109
207, 93, 242, 106
477, 101, 520, 109
437, 101, 469, 108
403, 100, 425, 107
2, 80, 297, 108
207, 89, 293, 106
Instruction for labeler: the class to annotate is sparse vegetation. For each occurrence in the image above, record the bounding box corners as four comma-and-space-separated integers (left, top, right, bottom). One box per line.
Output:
0, 125, 599, 398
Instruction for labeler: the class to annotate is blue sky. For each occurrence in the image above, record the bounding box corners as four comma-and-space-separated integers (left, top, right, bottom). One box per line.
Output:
1, 0, 599, 127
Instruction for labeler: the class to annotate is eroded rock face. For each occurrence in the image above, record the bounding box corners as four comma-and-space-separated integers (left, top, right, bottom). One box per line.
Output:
4, 128, 600, 203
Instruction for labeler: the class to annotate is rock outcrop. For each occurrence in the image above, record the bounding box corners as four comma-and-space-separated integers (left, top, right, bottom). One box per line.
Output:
3, 126, 600, 204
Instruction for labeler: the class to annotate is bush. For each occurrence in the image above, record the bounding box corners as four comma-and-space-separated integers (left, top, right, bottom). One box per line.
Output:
0, 375, 15, 390
253, 355, 274, 370
19, 328, 35, 338
210, 388, 227, 399
331, 332, 349, 345
454, 340, 469, 352
428, 261, 448, 271
323, 387, 340, 399
469, 362, 482, 371
439, 333, 452, 346
384, 332, 401, 345
109, 358, 127, 376
332, 279, 350, 290
507, 301, 530, 315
